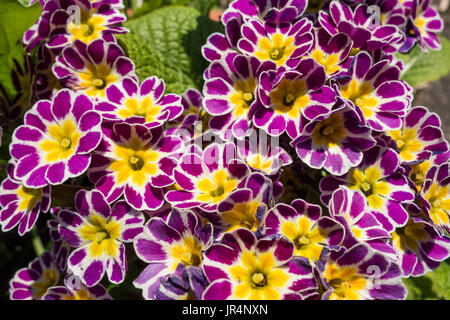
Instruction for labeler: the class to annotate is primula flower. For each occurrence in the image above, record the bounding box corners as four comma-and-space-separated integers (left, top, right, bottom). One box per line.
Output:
53, 39, 136, 100
23, 0, 126, 51
318, 1, 404, 53
166, 143, 250, 212
0, 162, 51, 235
385, 106, 448, 164
222, 0, 308, 24
391, 207, 450, 277
320, 146, 415, 232
58, 190, 145, 286
336, 51, 412, 131
256, 58, 337, 138
291, 105, 376, 176
153, 264, 209, 300
262, 198, 345, 262
307, 28, 353, 78
217, 172, 272, 232
401, 0, 443, 52
203, 53, 276, 139
237, 137, 292, 176
43, 283, 112, 300
329, 187, 396, 258
420, 163, 450, 235
133, 210, 213, 300
405, 150, 450, 192
317, 244, 407, 300
202, 228, 317, 300
96, 76, 183, 127
46, 0, 127, 51
238, 17, 313, 68
171, 88, 203, 129
9, 251, 59, 300
88, 123, 182, 211
10, 89, 102, 188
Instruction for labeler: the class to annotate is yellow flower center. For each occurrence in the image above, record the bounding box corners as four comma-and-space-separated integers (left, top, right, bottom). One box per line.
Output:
423, 182, 450, 228
109, 136, 160, 187
310, 49, 340, 75
118, 97, 161, 122
170, 236, 203, 270
221, 201, 261, 232
392, 218, 428, 252
230, 78, 257, 117
388, 128, 423, 162
67, 11, 106, 44
255, 33, 296, 66
63, 288, 95, 300
79, 63, 117, 98
229, 251, 289, 300
311, 112, 347, 148
40, 118, 81, 162
269, 79, 310, 118
196, 169, 238, 204
281, 216, 326, 261
341, 80, 378, 118
349, 167, 389, 210
324, 263, 367, 300
80, 214, 121, 257
31, 268, 59, 299
247, 154, 273, 174
17, 186, 43, 212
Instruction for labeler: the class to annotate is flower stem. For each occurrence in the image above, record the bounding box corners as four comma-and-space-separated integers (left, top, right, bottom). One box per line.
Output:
31, 227, 44, 256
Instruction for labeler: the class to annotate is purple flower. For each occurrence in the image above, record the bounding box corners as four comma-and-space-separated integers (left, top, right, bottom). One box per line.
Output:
307, 28, 353, 78
217, 172, 272, 232
329, 186, 396, 258
10, 89, 102, 188
165, 143, 250, 212
154, 265, 209, 300
43, 273, 112, 300
223, 0, 308, 24
291, 105, 376, 175
203, 53, 276, 140
9, 251, 59, 300
320, 146, 415, 232
202, 228, 317, 300
133, 210, 213, 300
391, 208, 450, 277
58, 190, 145, 287
401, 0, 444, 52
317, 243, 407, 299
53, 39, 136, 100
255, 58, 337, 138
262, 198, 345, 262
420, 163, 450, 235
23, 0, 126, 51
88, 123, 182, 211
336, 51, 412, 131
385, 106, 448, 164
237, 135, 292, 176
318, 1, 404, 53
0, 162, 51, 235
238, 17, 313, 68
96, 76, 183, 127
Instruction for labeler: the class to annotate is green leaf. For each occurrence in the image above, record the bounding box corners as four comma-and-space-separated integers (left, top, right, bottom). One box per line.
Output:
397, 36, 450, 88
403, 260, 450, 300
0, 0, 41, 98
118, 6, 223, 94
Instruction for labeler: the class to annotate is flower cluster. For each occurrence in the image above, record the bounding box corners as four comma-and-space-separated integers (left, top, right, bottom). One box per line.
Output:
2, 0, 450, 301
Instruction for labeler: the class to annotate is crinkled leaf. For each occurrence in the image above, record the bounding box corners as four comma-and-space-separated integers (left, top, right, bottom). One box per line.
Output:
397, 36, 450, 88
118, 6, 223, 94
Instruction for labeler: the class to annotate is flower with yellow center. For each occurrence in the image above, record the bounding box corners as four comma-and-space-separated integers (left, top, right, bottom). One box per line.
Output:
324, 263, 367, 300
230, 78, 258, 117
341, 80, 378, 118
31, 267, 59, 299
170, 236, 204, 270
310, 49, 341, 76
230, 251, 290, 300
349, 167, 389, 210
392, 218, 429, 253
40, 118, 81, 163
117, 97, 161, 122
422, 181, 450, 228
196, 169, 238, 204
388, 128, 423, 162
270, 78, 310, 118
80, 214, 122, 258
221, 201, 262, 232
79, 63, 117, 98
255, 33, 296, 67
311, 112, 347, 148
67, 14, 106, 44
